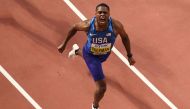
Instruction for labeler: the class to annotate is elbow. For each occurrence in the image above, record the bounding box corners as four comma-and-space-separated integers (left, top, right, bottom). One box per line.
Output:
69, 25, 77, 33
70, 24, 77, 31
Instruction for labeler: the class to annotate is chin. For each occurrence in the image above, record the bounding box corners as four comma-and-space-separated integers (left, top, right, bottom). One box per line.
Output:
98, 22, 107, 26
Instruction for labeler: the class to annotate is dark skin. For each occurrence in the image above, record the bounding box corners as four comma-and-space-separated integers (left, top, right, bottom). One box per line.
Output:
58, 6, 135, 108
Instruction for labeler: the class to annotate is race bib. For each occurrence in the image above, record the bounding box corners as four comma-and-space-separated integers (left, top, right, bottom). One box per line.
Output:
90, 43, 111, 55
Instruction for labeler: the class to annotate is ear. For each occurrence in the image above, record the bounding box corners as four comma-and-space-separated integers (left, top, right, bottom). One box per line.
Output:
108, 11, 110, 15
95, 11, 98, 15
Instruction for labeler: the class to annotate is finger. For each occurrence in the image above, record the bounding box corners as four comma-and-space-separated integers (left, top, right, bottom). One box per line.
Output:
131, 61, 135, 65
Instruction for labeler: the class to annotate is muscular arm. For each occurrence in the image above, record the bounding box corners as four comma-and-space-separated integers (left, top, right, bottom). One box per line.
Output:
113, 19, 135, 65
113, 20, 132, 57
58, 20, 90, 53
63, 20, 90, 46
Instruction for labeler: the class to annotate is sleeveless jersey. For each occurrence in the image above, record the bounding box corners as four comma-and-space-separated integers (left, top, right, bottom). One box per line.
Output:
84, 17, 116, 55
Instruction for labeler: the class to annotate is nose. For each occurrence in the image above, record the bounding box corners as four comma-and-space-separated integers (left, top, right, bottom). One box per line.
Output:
100, 15, 105, 19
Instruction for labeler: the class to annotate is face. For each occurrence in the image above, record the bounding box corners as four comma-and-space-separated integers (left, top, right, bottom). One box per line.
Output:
95, 6, 110, 26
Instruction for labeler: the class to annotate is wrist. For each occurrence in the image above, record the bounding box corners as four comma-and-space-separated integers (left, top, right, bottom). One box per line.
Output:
127, 53, 133, 58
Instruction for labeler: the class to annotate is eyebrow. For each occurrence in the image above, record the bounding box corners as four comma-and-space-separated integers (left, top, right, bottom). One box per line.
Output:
97, 11, 108, 13
96, 9, 109, 12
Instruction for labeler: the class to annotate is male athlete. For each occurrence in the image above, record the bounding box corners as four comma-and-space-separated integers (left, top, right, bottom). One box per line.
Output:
58, 3, 135, 109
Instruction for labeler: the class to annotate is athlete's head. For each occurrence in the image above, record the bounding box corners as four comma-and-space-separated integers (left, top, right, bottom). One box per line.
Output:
95, 3, 110, 26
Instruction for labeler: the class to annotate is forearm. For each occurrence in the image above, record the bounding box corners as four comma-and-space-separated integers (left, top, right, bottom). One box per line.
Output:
62, 27, 77, 46
121, 35, 132, 57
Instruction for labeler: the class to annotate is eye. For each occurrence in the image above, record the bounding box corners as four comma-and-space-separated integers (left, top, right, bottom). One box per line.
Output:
102, 12, 107, 14
98, 11, 107, 14
98, 11, 102, 14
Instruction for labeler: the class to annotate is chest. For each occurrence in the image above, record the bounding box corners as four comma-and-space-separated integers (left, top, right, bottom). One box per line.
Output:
89, 31, 114, 44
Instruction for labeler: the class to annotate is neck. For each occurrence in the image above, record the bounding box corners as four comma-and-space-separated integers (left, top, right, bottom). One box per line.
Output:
95, 20, 108, 31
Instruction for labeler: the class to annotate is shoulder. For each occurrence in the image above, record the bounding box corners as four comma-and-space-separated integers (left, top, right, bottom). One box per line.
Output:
111, 18, 124, 30
111, 18, 126, 35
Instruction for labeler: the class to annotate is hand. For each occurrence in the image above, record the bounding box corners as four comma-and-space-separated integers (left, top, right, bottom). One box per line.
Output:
128, 57, 136, 65
57, 43, 66, 53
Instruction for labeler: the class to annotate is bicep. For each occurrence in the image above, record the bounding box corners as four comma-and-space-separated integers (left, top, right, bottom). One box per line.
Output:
112, 19, 128, 39
73, 20, 90, 31
116, 22, 128, 39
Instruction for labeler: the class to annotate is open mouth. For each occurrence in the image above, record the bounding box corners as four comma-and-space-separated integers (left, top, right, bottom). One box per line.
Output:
99, 16, 106, 24
99, 19, 106, 24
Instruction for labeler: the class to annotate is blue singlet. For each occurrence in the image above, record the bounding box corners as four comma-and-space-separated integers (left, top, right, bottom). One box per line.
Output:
82, 17, 116, 81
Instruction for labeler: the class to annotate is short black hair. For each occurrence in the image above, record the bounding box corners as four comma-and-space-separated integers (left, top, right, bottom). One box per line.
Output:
96, 3, 110, 11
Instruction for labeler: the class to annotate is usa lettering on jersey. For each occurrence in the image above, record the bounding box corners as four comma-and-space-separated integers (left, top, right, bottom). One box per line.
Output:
92, 37, 108, 44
